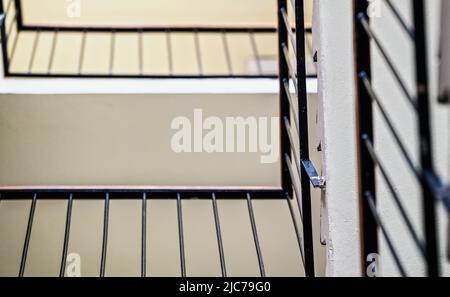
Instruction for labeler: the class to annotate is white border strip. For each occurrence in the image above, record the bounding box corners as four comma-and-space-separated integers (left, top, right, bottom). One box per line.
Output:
0, 78, 317, 94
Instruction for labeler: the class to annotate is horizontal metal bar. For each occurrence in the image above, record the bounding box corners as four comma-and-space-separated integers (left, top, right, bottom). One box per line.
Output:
280, 7, 297, 55
360, 73, 448, 213
282, 43, 299, 94
362, 135, 426, 256
21, 26, 280, 33
18, 25, 313, 34
283, 117, 304, 220
365, 191, 408, 277
3, 72, 280, 79
283, 116, 300, 170
0, 189, 287, 200
284, 153, 304, 220
359, 72, 422, 181
282, 42, 297, 78
285, 195, 305, 267
384, 0, 415, 39
283, 79, 300, 136
423, 170, 450, 212
357, 14, 417, 110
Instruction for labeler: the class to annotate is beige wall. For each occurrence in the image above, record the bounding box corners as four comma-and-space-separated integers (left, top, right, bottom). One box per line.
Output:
20, 0, 313, 27
0, 93, 281, 188
0, 93, 325, 277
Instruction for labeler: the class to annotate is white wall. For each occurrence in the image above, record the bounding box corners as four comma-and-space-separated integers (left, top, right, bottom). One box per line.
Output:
313, 0, 361, 277
372, 0, 449, 277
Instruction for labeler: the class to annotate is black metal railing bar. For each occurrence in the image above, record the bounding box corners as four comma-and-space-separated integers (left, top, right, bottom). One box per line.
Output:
18, 192, 37, 277
176, 193, 186, 277
59, 193, 73, 277
100, 192, 110, 277
365, 191, 407, 277
278, 0, 318, 277
246, 193, 266, 277
0, 0, 316, 79
355, 0, 449, 277
212, 193, 227, 277
0, 190, 311, 277
141, 192, 147, 277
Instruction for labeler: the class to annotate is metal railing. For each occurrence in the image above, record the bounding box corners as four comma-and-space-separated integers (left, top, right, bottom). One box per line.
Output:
0, 0, 315, 79
0, 191, 289, 277
278, 0, 322, 277
0, 0, 319, 277
354, 0, 450, 277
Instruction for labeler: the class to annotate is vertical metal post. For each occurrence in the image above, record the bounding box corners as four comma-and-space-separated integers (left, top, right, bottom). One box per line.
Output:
354, 0, 378, 276
60, 193, 73, 277
194, 30, 203, 76
295, 0, 315, 277
78, 30, 86, 75
278, 0, 293, 198
28, 30, 39, 73
212, 193, 227, 277
141, 192, 147, 277
166, 30, 173, 76
14, 0, 22, 29
138, 29, 143, 76
19, 193, 37, 277
109, 30, 115, 75
0, 0, 10, 75
100, 192, 110, 277
250, 31, 262, 75
177, 193, 186, 277
246, 193, 266, 277
47, 30, 58, 74
412, 0, 439, 277
222, 31, 233, 75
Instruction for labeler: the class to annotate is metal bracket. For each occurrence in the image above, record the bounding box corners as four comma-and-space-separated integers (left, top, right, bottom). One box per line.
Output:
301, 159, 326, 189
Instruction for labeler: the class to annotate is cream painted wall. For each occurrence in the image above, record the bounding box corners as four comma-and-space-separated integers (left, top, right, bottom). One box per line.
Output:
0, 94, 281, 188
20, 0, 313, 27
0, 93, 326, 277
